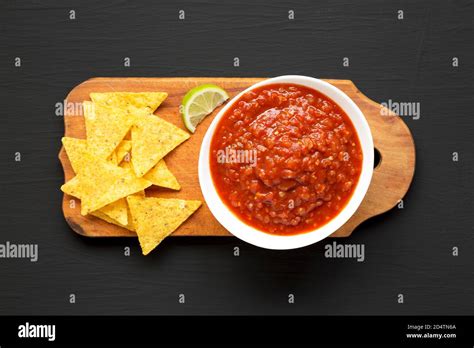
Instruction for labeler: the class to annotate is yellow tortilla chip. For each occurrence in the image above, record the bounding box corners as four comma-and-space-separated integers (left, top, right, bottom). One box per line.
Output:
121, 158, 179, 190
95, 198, 128, 226
62, 137, 88, 173
61, 175, 82, 198
124, 191, 145, 231
62, 176, 129, 225
83, 101, 138, 160
144, 160, 180, 190
115, 140, 131, 164
61, 152, 151, 215
63, 136, 119, 169
90, 92, 168, 114
131, 115, 189, 177
82, 169, 151, 216
108, 151, 118, 165
91, 210, 134, 231
120, 160, 132, 169
127, 196, 201, 255
91, 191, 146, 231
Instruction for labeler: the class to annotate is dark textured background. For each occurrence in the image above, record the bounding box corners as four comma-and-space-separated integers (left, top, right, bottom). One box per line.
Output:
0, 0, 472, 315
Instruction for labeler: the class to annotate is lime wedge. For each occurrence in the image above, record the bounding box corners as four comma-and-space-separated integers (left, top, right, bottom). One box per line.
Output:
181, 84, 229, 133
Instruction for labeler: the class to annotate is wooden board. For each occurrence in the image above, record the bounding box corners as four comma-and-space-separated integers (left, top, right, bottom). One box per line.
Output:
59, 77, 416, 238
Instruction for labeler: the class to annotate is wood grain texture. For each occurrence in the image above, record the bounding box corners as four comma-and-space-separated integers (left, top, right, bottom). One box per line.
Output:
59, 77, 415, 238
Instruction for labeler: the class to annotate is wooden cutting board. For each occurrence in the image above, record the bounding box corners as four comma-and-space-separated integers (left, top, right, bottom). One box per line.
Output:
59, 77, 416, 237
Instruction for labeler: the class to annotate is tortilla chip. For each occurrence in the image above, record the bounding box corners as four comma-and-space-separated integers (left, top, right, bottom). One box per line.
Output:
131, 115, 189, 177
144, 160, 180, 190
90, 92, 168, 114
62, 176, 129, 225
108, 151, 118, 165
91, 191, 146, 231
95, 198, 128, 226
83, 101, 138, 160
127, 196, 201, 255
90, 210, 133, 231
124, 191, 145, 231
62, 137, 88, 173
60, 175, 82, 198
115, 140, 131, 164
120, 157, 179, 190
61, 152, 151, 215
63, 136, 119, 169
82, 168, 151, 216
120, 160, 132, 169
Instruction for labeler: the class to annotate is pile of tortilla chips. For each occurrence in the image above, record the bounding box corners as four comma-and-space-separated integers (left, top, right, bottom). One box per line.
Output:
61, 92, 202, 255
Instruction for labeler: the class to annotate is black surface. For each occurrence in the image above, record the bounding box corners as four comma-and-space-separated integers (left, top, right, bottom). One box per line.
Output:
0, 0, 473, 315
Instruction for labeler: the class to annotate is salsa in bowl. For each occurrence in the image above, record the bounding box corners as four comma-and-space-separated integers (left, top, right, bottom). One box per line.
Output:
199, 76, 373, 249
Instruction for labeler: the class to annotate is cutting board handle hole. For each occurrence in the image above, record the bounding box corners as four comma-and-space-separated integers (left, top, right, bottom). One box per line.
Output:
374, 148, 382, 169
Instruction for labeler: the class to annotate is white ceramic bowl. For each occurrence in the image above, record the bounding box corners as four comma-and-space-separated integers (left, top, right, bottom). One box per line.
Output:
199, 75, 374, 249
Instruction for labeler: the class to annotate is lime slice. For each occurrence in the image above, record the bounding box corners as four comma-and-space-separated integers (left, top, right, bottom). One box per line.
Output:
181, 84, 229, 133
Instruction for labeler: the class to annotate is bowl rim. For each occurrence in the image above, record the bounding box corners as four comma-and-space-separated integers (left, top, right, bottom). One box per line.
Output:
198, 75, 374, 250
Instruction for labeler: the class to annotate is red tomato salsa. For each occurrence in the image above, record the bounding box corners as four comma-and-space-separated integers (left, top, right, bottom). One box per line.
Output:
210, 83, 363, 235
